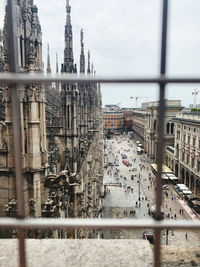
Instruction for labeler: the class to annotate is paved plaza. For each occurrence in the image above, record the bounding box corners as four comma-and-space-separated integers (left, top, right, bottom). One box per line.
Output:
103, 135, 200, 246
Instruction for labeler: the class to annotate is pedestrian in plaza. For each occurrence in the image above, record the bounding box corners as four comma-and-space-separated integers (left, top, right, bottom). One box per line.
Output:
174, 214, 177, 220
166, 204, 168, 209
185, 233, 188, 240
172, 197, 173, 201
170, 207, 172, 212
182, 209, 184, 214
179, 209, 181, 215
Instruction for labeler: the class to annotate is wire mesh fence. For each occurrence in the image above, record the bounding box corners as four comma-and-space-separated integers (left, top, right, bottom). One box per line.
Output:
0, 1, 200, 267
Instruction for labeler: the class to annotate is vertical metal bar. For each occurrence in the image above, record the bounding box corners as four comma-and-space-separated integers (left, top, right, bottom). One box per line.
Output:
7, 1, 26, 267
154, 0, 169, 267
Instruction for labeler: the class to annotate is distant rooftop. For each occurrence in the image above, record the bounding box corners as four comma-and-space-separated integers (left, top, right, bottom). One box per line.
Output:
142, 99, 182, 108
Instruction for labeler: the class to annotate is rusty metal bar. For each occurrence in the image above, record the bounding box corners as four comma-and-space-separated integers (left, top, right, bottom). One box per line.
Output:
7, 1, 26, 267
0, 73, 200, 84
154, 0, 169, 266
0, 218, 199, 230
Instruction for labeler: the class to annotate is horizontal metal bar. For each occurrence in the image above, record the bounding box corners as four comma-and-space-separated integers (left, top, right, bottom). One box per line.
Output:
0, 73, 200, 84
0, 218, 200, 230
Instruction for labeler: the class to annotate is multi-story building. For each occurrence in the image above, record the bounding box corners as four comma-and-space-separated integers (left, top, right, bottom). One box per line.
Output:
144, 100, 183, 160
123, 110, 133, 132
132, 109, 146, 144
103, 107, 123, 131
165, 111, 200, 196
131, 100, 182, 160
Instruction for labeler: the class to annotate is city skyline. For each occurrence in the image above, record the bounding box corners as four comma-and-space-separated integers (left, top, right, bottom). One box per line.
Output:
0, 0, 200, 108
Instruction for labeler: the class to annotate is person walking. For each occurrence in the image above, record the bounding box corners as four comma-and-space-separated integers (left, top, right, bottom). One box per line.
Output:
185, 233, 188, 240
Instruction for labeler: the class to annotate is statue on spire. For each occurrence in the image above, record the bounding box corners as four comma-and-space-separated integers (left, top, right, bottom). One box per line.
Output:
62, 0, 75, 73
47, 43, 51, 74
66, 0, 71, 13
80, 29, 85, 73
87, 50, 91, 74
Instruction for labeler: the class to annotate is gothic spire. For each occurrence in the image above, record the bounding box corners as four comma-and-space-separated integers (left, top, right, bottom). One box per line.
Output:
80, 29, 85, 74
47, 43, 51, 74
56, 53, 59, 91
56, 53, 59, 74
87, 50, 90, 74
63, 0, 74, 73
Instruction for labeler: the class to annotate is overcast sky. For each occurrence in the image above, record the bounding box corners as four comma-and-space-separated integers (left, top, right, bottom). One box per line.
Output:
1, 0, 200, 108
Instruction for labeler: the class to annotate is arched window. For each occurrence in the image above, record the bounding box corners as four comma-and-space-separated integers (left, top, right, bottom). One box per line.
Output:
198, 161, 200, 172
154, 120, 157, 131
171, 123, 174, 134
166, 122, 170, 134
176, 144, 179, 158
182, 152, 185, 162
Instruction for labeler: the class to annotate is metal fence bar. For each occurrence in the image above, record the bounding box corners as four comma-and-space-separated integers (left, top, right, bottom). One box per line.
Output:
7, 1, 26, 267
0, 218, 200, 230
1, 73, 200, 84
154, 1, 169, 266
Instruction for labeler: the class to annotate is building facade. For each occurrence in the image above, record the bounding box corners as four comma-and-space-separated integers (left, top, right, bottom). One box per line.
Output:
0, 0, 103, 238
165, 111, 200, 196
103, 111, 124, 131
144, 100, 183, 160
130, 100, 182, 160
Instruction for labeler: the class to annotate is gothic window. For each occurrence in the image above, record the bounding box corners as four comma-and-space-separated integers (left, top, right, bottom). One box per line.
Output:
176, 144, 179, 158
182, 152, 185, 162
186, 154, 190, 165
183, 134, 186, 143
166, 122, 170, 134
191, 157, 195, 168
188, 135, 190, 145
198, 161, 200, 172
193, 137, 196, 147
20, 35, 24, 67
176, 130, 179, 139
154, 120, 157, 131
67, 105, 70, 128
171, 123, 174, 134
34, 40, 38, 57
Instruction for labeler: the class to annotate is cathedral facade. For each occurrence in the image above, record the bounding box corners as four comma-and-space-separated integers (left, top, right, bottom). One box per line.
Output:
0, 0, 103, 238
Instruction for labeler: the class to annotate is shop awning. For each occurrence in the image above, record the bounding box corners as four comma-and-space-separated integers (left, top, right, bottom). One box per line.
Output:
182, 190, 192, 195
167, 174, 179, 180
151, 164, 173, 174
162, 174, 169, 180
186, 194, 197, 201
191, 200, 200, 206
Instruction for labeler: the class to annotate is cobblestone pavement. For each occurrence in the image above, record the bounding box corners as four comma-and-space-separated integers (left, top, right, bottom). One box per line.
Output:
103, 135, 200, 246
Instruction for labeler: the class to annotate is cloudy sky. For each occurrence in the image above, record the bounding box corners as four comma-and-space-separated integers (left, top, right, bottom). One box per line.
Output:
1, 0, 200, 108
